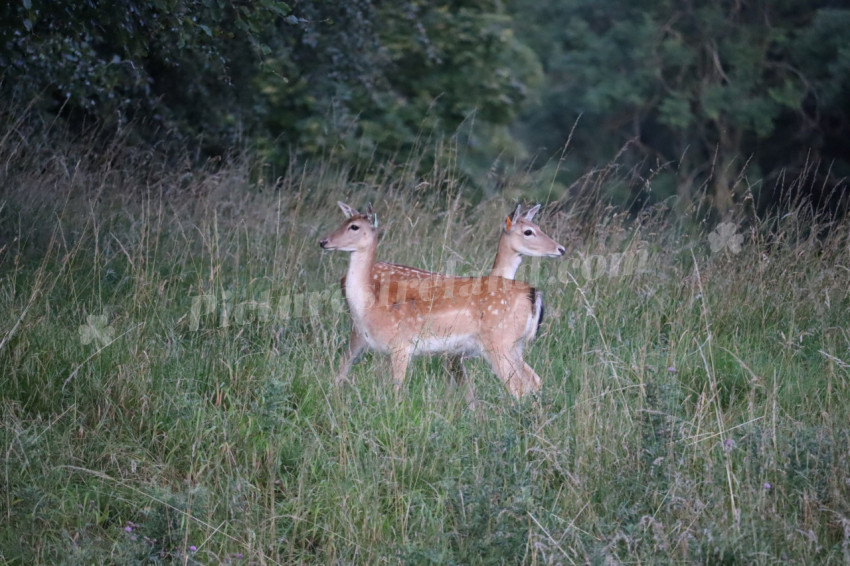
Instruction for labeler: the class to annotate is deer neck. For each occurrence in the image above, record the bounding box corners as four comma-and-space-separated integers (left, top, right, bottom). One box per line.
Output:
344, 237, 379, 314
490, 233, 522, 279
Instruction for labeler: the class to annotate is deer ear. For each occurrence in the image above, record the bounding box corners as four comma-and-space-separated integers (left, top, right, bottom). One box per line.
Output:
510, 204, 522, 222
338, 201, 359, 218
524, 204, 541, 221
366, 203, 378, 228
506, 204, 522, 230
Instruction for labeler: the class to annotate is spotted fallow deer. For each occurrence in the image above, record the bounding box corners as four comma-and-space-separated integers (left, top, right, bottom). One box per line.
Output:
319, 202, 550, 398
334, 204, 565, 387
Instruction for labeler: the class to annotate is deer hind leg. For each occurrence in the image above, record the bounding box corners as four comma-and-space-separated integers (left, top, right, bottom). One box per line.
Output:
482, 347, 529, 399
520, 361, 542, 396
336, 327, 367, 385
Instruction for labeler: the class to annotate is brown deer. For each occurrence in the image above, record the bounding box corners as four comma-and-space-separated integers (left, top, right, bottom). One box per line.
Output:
334, 204, 565, 389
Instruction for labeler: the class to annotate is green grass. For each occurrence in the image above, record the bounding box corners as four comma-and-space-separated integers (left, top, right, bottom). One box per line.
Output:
1, 135, 849, 564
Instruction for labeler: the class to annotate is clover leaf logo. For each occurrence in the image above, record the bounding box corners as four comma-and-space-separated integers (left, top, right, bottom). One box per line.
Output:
708, 222, 743, 255
79, 313, 116, 347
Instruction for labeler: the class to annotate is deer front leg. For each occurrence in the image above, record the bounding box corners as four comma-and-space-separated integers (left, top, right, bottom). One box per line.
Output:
336, 327, 367, 385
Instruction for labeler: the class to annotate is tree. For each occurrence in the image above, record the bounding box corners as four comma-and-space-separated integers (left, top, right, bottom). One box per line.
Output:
510, 0, 850, 211
259, 0, 542, 181
0, 0, 292, 154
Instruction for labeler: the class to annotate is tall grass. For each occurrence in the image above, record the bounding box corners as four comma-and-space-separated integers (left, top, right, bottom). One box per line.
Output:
1, 125, 848, 564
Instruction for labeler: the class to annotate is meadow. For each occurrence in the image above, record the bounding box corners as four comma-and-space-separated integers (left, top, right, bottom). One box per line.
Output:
1, 131, 849, 564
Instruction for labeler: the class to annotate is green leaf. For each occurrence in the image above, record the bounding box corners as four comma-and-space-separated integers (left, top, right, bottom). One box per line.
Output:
767, 80, 803, 109
658, 95, 692, 130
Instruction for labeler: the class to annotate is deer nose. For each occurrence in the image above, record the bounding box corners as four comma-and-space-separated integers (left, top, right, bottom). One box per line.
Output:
557, 246, 566, 256
319, 238, 329, 248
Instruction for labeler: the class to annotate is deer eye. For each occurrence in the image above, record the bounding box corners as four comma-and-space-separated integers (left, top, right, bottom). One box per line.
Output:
524, 229, 534, 236
349, 224, 360, 231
